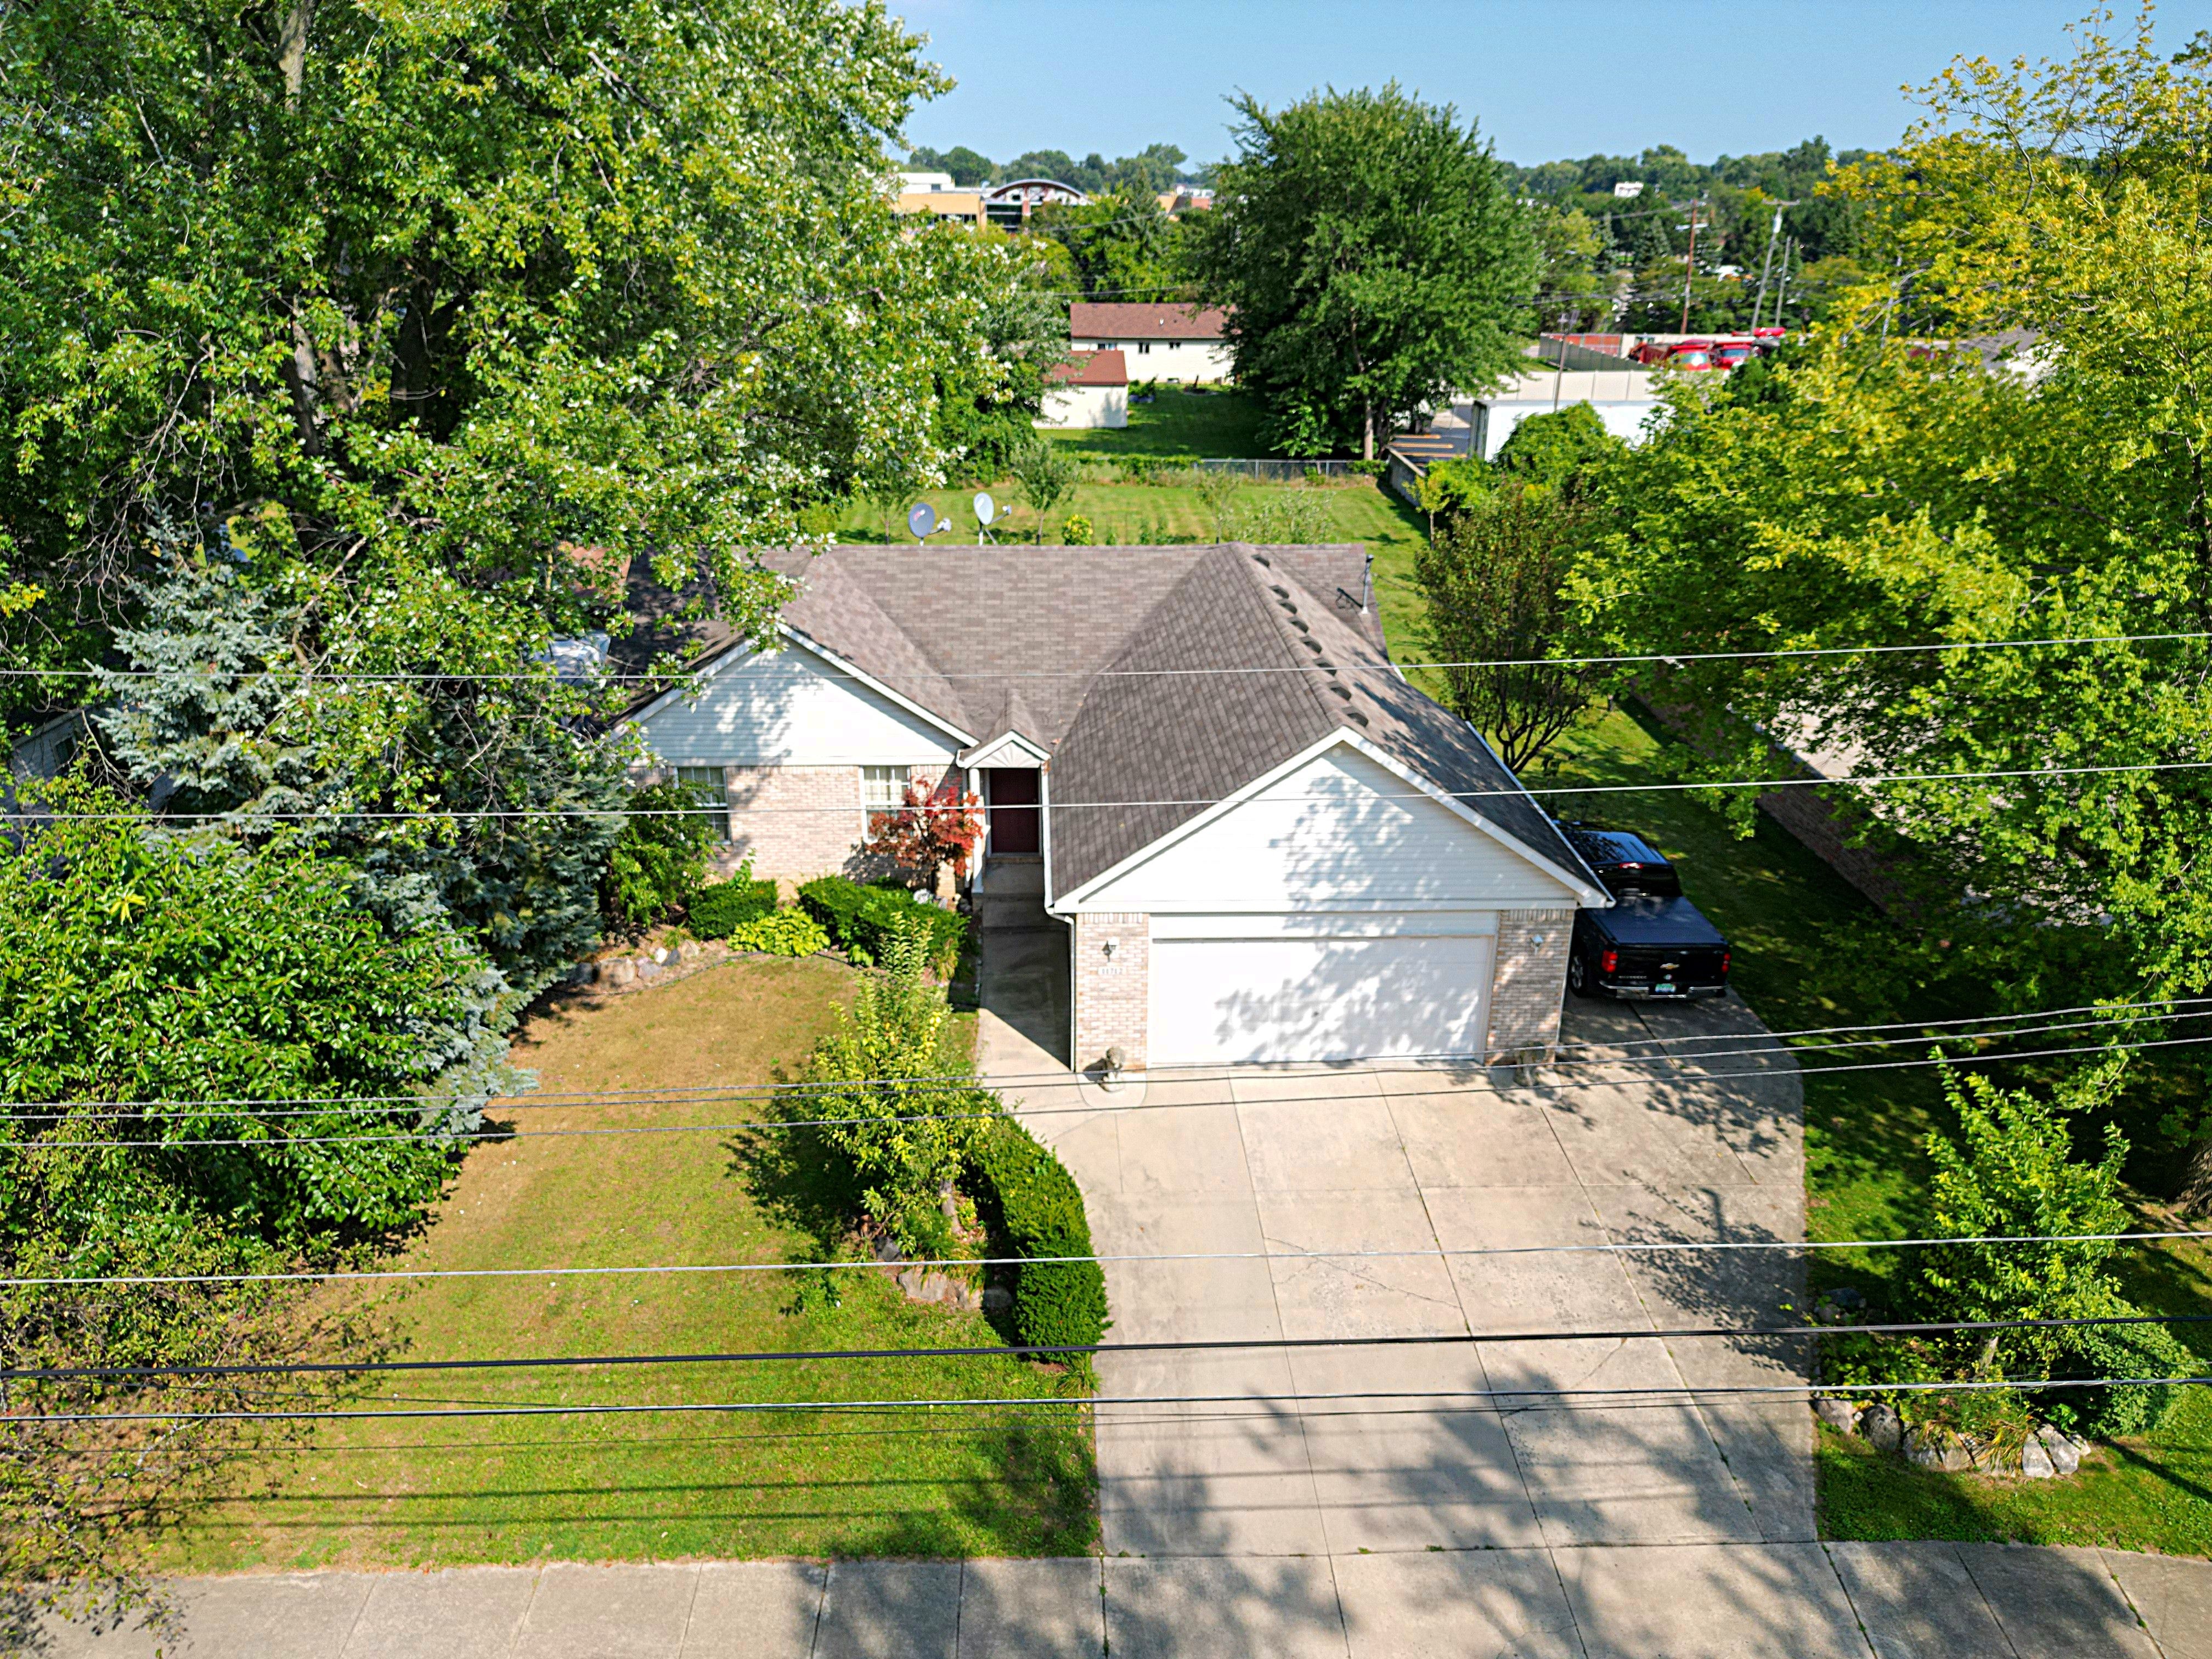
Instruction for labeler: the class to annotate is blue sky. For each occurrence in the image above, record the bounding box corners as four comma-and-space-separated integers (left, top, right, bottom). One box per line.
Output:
894, 1, 2114, 170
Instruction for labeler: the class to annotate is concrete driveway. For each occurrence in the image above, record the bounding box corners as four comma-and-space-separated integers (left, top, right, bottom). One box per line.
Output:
974, 909, 2203, 1657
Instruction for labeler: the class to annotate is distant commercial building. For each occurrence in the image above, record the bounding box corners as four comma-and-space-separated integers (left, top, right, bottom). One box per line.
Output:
1068, 302, 1231, 383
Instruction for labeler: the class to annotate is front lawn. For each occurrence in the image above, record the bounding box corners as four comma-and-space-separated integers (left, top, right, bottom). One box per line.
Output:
167, 956, 1094, 1571
1522, 702, 2212, 1559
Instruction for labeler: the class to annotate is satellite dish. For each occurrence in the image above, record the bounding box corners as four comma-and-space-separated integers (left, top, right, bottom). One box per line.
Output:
906, 501, 939, 542
973, 492, 997, 525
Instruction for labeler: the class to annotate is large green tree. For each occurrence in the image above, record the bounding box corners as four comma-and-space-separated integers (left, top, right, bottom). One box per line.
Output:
1570, 14, 2212, 1198
1190, 84, 1536, 457
0, 0, 1015, 716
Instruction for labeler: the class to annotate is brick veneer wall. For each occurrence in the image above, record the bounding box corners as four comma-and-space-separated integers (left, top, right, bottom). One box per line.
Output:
1071, 912, 1149, 1073
1485, 908, 1573, 1062
721, 765, 864, 882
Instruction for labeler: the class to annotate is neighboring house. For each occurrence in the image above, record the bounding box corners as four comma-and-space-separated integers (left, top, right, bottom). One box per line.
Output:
1039, 349, 1130, 429
981, 177, 1087, 230
623, 544, 1607, 1070
1068, 302, 1232, 383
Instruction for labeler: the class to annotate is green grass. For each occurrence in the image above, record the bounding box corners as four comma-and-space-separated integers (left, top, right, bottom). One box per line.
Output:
1038, 384, 1272, 458
167, 957, 1093, 1571
1514, 700, 2212, 1559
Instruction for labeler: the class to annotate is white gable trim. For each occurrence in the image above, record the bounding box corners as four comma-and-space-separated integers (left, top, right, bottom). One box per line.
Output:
628, 625, 976, 747
961, 730, 1051, 768
1049, 727, 1608, 912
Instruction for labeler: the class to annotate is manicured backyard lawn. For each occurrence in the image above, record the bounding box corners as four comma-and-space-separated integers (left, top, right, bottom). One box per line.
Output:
1519, 701, 2212, 1559
167, 956, 1094, 1571
1039, 385, 1272, 459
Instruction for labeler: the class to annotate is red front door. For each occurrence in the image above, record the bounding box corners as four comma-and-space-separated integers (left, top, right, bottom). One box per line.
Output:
986, 769, 1040, 855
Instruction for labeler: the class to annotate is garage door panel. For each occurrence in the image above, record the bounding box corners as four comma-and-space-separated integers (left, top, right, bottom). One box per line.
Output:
1150, 934, 1493, 1065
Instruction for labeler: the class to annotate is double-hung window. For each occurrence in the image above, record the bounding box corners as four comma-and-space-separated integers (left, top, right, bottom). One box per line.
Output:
674, 766, 729, 840
862, 765, 911, 831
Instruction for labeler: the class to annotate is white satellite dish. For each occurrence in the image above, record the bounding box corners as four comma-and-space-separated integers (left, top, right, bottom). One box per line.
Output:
973, 492, 998, 543
906, 501, 939, 543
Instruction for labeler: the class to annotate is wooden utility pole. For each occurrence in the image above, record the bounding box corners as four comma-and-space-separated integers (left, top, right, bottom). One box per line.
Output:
1678, 199, 1701, 335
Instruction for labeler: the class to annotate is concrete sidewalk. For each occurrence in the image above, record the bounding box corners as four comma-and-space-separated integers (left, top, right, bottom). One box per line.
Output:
27, 1544, 2210, 1656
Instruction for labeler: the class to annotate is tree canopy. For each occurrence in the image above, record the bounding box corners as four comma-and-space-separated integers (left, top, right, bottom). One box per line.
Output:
1190, 85, 1536, 457
1566, 13, 2212, 1190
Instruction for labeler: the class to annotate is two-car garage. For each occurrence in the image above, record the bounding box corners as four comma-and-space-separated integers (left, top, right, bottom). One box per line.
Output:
1146, 915, 1496, 1065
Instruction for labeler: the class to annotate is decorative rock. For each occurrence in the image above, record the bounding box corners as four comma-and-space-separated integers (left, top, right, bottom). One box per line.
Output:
635, 957, 664, 981
1966, 1436, 2011, 1475
651, 946, 672, 965
2021, 1432, 2056, 1479
600, 957, 636, 989
1905, 1427, 1971, 1472
569, 961, 599, 985
677, 940, 703, 963
1862, 1404, 1904, 1454
2036, 1424, 2083, 1476
981, 1285, 1013, 1313
1813, 1397, 1864, 1435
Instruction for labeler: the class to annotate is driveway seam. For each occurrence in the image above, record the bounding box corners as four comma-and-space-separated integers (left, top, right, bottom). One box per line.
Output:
2098, 1547, 2171, 1658
1815, 1538, 1891, 1659
673, 1562, 704, 1656
1229, 1085, 1334, 1571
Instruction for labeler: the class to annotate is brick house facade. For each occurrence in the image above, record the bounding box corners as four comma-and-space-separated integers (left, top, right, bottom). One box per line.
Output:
1069, 912, 1150, 1073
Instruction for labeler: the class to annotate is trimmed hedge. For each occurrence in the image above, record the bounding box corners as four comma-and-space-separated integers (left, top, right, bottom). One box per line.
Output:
689, 876, 776, 940
798, 875, 966, 973
973, 1118, 1109, 1358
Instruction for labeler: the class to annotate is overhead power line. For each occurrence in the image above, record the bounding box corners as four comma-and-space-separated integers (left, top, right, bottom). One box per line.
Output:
19, 758, 2212, 825
13, 629, 2204, 685
15, 1227, 2210, 1291
13, 1002, 2203, 1124
18, 1029, 2212, 1154
19, 1374, 2210, 1426
13, 1311, 2208, 1384
16, 996, 2200, 1115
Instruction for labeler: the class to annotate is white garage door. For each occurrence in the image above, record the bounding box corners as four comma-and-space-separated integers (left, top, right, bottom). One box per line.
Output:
1148, 920, 1494, 1065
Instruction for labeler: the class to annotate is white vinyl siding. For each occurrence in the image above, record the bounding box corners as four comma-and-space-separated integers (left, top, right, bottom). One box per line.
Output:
633, 643, 960, 769
1150, 928, 1495, 1064
1068, 745, 1580, 913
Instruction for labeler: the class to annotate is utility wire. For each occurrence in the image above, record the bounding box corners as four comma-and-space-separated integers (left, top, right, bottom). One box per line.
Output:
18, 759, 2212, 824
12, 1312, 2209, 1384
15, 995, 2200, 1114
16, 629, 2204, 684
13, 1003, 2201, 1124
18, 1030, 2212, 1153
15, 1228, 2210, 1291
18, 1374, 2210, 1426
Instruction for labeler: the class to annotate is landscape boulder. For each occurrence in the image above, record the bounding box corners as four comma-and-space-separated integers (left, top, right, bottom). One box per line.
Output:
2036, 1424, 2084, 1476
1861, 1404, 1903, 1454
2021, 1432, 2056, 1479
1813, 1397, 1863, 1435
1905, 1426, 1971, 1471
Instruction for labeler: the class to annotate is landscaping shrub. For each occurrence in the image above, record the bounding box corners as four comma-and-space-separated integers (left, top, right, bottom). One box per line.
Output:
690, 873, 777, 939
797, 917, 998, 1257
798, 874, 966, 974
601, 781, 716, 933
1060, 512, 1094, 544
973, 1117, 1109, 1359
2046, 1316, 2198, 1439
727, 908, 830, 957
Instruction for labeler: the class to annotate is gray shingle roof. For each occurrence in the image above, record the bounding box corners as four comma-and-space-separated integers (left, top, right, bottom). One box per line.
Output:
635, 543, 1592, 900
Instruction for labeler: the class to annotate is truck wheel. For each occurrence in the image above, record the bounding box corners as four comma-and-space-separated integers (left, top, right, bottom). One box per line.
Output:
1567, 954, 1588, 996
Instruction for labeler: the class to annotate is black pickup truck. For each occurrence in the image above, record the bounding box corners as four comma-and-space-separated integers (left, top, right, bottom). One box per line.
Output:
1559, 823, 1733, 1001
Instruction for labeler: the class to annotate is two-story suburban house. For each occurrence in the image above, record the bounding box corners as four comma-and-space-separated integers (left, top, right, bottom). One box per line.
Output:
623, 543, 1606, 1071
1067, 302, 1232, 383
